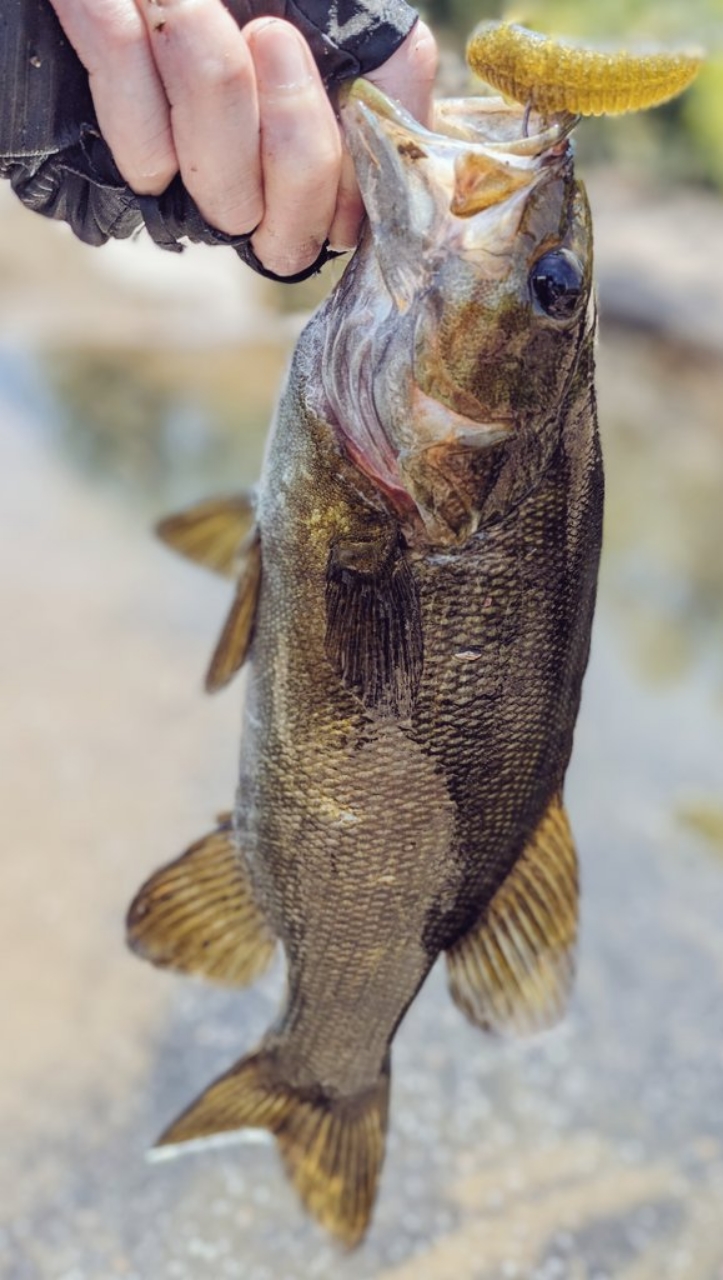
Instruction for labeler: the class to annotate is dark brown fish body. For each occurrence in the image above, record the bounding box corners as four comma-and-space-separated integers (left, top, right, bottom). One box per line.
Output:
242, 325, 600, 1096
128, 85, 603, 1243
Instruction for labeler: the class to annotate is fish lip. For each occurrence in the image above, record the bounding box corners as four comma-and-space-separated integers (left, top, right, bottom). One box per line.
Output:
341, 78, 578, 167
433, 96, 579, 152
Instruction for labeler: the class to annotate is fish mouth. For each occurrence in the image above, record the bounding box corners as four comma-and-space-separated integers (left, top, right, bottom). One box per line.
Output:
340, 77, 577, 157
340, 78, 577, 219
338, 79, 576, 310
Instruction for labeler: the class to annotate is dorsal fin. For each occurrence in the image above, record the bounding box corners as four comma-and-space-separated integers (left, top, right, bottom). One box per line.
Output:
126, 815, 275, 987
447, 794, 578, 1035
156, 493, 256, 578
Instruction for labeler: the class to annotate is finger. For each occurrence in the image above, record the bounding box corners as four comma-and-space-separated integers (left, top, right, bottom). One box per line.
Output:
135, 0, 262, 235
366, 19, 438, 126
329, 20, 439, 254
246, 19, 342, 278
48, 0, 177, 194
327, 147, 364, 253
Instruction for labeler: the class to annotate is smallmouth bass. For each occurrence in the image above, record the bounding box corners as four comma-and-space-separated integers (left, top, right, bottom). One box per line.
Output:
127, 82, 602, 1244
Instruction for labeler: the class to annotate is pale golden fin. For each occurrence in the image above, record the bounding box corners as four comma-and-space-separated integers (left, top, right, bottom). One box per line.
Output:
156, 493, 256, 578
156, 1049, 391, 1248
126, 816, 275, 987
206, 530, 262, 692
447, 795, 578, 1035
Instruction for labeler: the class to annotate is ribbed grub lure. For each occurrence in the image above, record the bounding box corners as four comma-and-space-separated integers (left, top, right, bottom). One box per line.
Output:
466, 21, 703, 116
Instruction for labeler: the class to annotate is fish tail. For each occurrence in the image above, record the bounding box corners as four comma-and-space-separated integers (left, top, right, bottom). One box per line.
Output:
155, 1047, 391, 1247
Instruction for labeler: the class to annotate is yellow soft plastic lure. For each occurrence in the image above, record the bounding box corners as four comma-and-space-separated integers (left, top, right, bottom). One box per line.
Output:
466, 21, 703, 116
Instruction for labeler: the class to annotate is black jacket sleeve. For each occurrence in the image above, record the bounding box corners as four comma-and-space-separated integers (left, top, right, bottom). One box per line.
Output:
0, 0, 419, 281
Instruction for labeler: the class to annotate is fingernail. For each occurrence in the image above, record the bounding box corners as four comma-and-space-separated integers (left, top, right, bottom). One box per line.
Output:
251, 22, 314, 92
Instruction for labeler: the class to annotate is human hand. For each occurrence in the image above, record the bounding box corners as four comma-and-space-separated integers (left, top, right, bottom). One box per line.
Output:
47, 0, 438, 277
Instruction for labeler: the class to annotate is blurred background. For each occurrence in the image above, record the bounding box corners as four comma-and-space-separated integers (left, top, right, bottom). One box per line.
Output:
1, 1, 722, 1278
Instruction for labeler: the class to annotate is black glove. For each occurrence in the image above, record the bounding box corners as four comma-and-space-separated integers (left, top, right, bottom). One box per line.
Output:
0, 0, 418, 281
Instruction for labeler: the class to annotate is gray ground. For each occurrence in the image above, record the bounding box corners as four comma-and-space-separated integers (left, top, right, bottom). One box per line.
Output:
0, 174, 722, 1280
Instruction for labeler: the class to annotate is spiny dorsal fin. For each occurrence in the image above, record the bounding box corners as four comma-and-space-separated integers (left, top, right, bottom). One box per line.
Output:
156, 493, 256, 578
156, 1048, 390, 1248
205, 529, 262, 692
447, 795, 578, 1035
126, 816, 275, 987
325, 531, 423, 719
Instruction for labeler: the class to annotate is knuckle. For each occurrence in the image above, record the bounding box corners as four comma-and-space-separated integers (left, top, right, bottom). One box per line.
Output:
284, 142, 340, 195
191, 186, 263, 237
367, 18, 438, 119
410, 20, 439, 76
101, 6, 148, 57
190, 51, 252, 96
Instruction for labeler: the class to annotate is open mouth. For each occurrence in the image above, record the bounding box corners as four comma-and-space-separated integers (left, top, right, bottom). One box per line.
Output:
341, 78, 578, 196
339, 78, 576, 271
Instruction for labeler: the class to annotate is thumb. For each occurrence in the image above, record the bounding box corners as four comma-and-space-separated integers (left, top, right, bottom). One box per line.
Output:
364, 19, 438, 127
327, 20, 438, 252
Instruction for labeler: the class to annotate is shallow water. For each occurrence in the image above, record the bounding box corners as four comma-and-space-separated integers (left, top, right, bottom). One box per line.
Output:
1, 182, 722, 1280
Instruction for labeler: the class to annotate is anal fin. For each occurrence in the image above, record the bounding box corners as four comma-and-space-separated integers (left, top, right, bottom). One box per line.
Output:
156, 1048, 390, 1248
126, 815, 275, 987
447, 795, 578, 1035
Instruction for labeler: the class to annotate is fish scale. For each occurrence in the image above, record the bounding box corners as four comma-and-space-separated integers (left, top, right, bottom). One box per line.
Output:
124, 20, 701, 1244
128, 78, 604, 1244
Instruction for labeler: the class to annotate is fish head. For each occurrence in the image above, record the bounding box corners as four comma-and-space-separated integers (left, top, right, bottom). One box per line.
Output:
336, 82, 594, 545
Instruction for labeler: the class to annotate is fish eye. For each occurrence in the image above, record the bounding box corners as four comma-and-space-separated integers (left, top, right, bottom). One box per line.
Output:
530, 250, 584, 321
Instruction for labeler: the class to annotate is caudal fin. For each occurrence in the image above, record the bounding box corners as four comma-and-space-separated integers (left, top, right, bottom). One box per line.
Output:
156, 1049, 390, 1246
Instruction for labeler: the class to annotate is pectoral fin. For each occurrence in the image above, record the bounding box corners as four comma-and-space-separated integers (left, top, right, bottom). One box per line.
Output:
126, 814, 276, 987
206, 529, 262, 692
325, 532, 423, 718
156, 493, 256, 578
447, 795, 578, 1035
